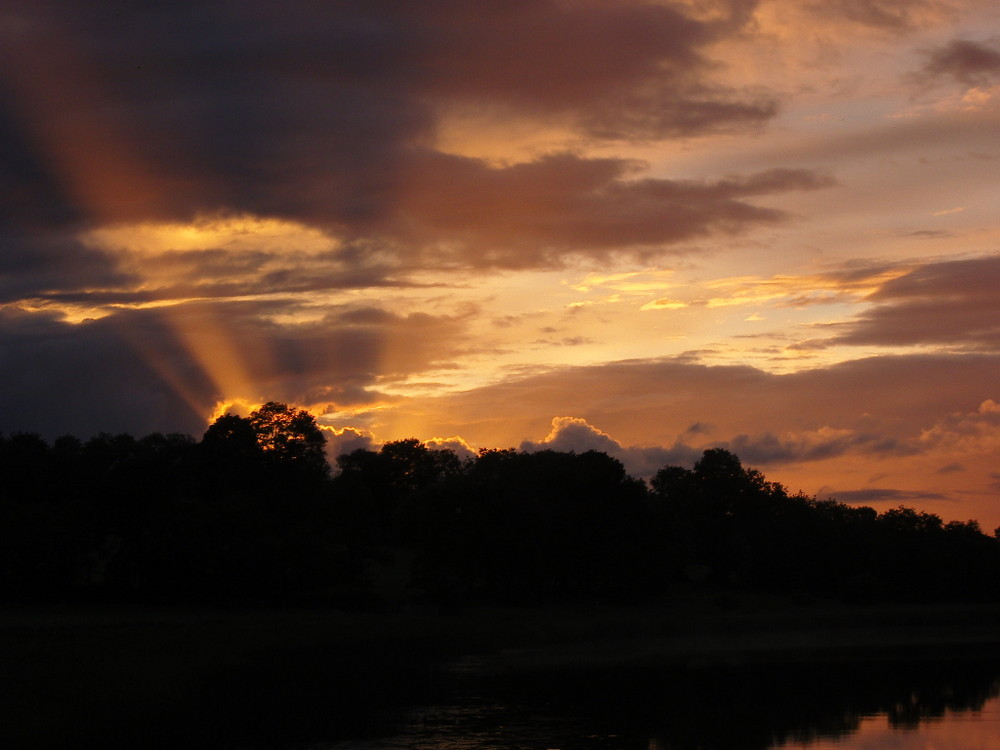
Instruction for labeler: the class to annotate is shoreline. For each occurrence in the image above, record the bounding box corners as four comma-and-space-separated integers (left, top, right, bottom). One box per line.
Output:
4, 595, 1000, 660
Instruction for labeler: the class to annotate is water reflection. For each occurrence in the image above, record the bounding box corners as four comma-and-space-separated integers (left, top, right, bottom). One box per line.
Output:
777, 696, 1000, 750
319, 654, 1000, 750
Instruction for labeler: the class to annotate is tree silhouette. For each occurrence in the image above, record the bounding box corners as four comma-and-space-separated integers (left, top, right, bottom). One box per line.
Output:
202, 414, 260, 457
247, 402, 328, 476
2, 411, 1000, 606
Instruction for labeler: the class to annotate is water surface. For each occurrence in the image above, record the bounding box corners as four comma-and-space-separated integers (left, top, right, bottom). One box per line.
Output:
318, 652, 1000, 750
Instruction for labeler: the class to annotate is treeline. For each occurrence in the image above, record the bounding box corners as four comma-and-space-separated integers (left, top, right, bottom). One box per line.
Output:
1, 402, 998, 607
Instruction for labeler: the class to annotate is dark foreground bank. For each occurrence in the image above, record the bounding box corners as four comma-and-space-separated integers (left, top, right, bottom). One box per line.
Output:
3, 597, 1000, 749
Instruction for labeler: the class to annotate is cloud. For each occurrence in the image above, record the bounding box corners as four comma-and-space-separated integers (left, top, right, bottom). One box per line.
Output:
521, 416, 624, 455
990, 473, 1000, 492
918, 399, 1000, 453
641, 260, 905, 312
0, 306, 209, 438
817, 487, 951, 503
322, 426, 376, 464
386, 154, 833, 269
2, 158, 834, 320
804, 0, 956, 31
0, 230, 133, 305
0, 0, 838, 304
0, 302, 468, 439
515, 413, 924, 480
829, 254, 1000, 351
920, 39, 1000, 86
424, 436, 477, 461
518, 416, 701, 479
0, 0, 780, 238
721, 428, 917, 464
410, 0, 777, 140
397, 352, 1000, 467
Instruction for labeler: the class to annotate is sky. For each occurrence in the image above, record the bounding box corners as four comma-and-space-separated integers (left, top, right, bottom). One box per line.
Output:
2, 0, 999, 527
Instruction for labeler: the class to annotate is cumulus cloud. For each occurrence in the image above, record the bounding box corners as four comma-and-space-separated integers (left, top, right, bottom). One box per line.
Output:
521, 416, 625, 455
918, 399, 1000, 453
322, 426, 376, 464
517, 416, 701, 479
424, 436, 477, 461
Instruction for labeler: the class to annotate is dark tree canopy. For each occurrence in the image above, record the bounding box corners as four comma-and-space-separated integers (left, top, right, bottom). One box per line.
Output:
202, 413, 260, 460
1, 414, 998, 607
248, 401, 328, 474
203, 402, 329, 480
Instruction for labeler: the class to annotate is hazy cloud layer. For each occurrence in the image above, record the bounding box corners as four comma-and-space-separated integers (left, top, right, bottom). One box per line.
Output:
817, 488, 951, 504
806, 0, 958, 30
831, 255, 1000, 351
389, 156, 832, 268
720, 429, 917, 465
404, 353, 1000, 461
920, 39, 1000, 85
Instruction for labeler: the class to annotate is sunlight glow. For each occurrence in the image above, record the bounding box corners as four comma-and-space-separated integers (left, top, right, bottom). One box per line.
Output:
209, 398, 262, 422
81, 216, 338, 257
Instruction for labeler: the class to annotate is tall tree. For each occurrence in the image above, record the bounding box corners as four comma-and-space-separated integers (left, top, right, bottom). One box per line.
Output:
247, 401, 329, 477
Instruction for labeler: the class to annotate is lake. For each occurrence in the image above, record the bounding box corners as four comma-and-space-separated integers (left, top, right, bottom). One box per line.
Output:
317, 650, 1000, 750
5, 607, 1000, 749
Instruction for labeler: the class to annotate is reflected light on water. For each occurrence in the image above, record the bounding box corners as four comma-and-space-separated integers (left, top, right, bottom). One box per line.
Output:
318, 671, 1000, 750
777, 694, 1000, 750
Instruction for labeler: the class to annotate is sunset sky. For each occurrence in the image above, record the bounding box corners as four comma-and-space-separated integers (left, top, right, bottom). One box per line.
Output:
2, 1, 999, 527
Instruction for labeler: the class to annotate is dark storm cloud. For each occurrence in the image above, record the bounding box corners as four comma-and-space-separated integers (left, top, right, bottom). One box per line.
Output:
0, 0, 780, 238
831, 255, 1000, 351
0, 306, 210, 438
0, 302, 466, 439
920, 39, 1000, 86
0, 105, 84, 230
0, 230, 132, 303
